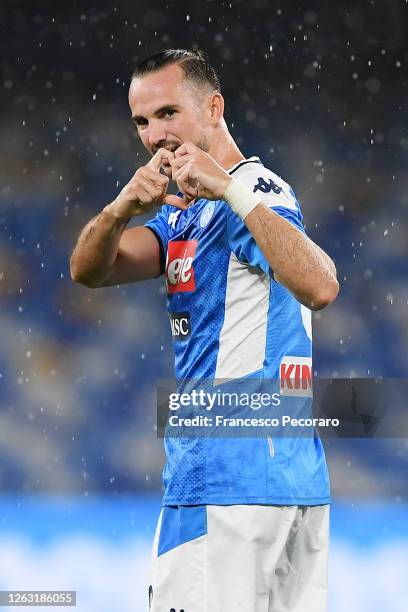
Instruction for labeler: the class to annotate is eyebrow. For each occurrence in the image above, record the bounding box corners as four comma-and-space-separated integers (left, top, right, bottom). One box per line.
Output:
132, 104, 181, 124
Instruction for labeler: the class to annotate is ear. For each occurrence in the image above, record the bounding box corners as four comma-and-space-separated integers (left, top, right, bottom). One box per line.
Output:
207, 92, 224, 124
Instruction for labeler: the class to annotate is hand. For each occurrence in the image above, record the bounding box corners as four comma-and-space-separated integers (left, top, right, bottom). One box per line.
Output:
169, 142, 232, 206
106, 148, 189, 219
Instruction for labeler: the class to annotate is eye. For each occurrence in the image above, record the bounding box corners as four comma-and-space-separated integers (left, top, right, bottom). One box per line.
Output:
133, 118, 147, 129
163, 109, 176, 118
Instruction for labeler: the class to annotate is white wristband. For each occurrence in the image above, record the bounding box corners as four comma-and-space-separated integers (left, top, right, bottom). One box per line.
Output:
222, 178, 260, 220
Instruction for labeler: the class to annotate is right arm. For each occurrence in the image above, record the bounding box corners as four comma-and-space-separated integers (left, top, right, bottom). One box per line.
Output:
69, 148, 186, 288
70, 209, 162, 287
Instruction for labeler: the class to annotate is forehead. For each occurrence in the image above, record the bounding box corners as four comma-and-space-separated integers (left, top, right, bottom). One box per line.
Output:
129, 63, 191, 115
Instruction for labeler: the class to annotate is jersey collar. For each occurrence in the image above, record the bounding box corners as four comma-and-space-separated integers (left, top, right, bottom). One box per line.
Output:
227, 156, 263, 175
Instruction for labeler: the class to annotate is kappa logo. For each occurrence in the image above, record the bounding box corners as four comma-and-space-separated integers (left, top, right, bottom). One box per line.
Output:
168, 210, 182, 229
166, 240, 197, 293
253, 176, 282, 195
280, 356, 312, 396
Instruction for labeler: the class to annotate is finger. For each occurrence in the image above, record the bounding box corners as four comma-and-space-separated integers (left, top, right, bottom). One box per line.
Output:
170, 154, 194, 174
133, 176, 164, 203
174, 142, 197, 158
140, 166, 169, 189
173, 163, 197, 184
160, 194, 189, 210
174, 164, 199, 199
147, 148, 174, 171
176, 181, 198, 201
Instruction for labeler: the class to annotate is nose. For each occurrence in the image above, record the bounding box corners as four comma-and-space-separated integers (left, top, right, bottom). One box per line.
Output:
148, 120, 167, 150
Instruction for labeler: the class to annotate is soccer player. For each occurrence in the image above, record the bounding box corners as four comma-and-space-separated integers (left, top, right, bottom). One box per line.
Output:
70, 49, 339, 612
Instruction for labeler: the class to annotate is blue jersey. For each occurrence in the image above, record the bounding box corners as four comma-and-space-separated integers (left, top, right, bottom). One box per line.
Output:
145, 156, 330, 506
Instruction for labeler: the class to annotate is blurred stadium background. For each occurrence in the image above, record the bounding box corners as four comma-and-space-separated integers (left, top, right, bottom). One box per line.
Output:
0, 1, 407, 610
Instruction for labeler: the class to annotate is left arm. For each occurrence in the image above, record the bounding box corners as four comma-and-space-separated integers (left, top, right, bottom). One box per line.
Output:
242, 203, 339, 310
170, 142, 339, 311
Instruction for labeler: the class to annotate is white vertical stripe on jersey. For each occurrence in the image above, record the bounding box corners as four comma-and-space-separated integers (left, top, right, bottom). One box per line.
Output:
215, 252, 270, 379
300, 304, 313, 340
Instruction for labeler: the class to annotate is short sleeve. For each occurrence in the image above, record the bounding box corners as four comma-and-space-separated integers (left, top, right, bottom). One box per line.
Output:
144, 205, 173, 275
226, 165, 305, 275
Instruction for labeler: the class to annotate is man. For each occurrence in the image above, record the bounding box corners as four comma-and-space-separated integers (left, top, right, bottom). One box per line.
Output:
70, 49, 339, 612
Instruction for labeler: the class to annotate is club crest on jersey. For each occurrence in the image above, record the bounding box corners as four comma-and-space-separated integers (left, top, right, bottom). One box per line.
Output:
166, 240, 197, 293
199, 202, 215, 228
280, 356, 312, 396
